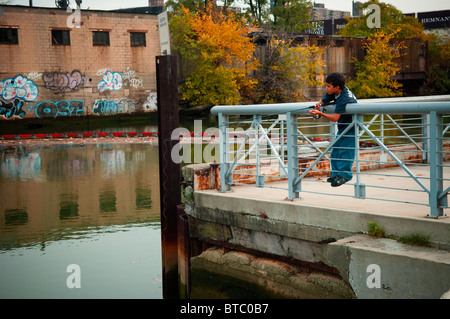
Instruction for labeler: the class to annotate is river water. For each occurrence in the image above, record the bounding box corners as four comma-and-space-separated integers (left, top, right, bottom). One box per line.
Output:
0, 114, 223, 299
0, 142, 162, 298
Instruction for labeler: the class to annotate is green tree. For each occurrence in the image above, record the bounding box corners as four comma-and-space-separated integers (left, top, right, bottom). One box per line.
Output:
347, 30, 404, 98
340, 1, 430, 98
422, 33, 450, 95
339, 0, 425, 40
242, 0, 270, 26
271, 0, 313, 33
165, 0, 204, 13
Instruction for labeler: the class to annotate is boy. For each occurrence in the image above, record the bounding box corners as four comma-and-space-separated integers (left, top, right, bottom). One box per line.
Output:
309, 73, 357, 187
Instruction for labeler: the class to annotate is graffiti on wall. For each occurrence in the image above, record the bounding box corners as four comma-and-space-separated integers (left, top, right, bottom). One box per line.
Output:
143, 92, 157, 111
0, 75, 39, 101
25, 72, 44, 81
92, 98, 136, 115
43, 70, 92, 91
96, 67, 110, 76
35, 100, 85, 119
122, 68, 144, 89
0, 67, 155, 120
0, 98, 26, 119
97, 71, 123, 92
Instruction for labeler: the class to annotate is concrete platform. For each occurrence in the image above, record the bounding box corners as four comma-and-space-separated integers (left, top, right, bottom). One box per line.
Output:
184, 164, 450, 298
219, 164, 450, 221
192, 164, 450, 249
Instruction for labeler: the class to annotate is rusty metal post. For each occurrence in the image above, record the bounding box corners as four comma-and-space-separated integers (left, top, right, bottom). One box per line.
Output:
156, 55, 181, 299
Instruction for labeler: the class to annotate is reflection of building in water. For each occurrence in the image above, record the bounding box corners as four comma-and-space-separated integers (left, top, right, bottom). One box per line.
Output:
0, 144, 160, 248
0, 151, 42, 180
100, 150, 126, 178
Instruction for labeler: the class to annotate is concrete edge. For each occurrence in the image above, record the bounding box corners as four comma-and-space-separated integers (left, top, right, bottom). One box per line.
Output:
193, 190, 450, 250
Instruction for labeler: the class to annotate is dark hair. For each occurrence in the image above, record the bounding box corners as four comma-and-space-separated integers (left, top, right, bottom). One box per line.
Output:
325, 73, 345, 90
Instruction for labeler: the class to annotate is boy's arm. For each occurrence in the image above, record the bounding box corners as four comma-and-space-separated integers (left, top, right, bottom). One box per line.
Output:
311, 97, 343, 122
310, 109, 341, 122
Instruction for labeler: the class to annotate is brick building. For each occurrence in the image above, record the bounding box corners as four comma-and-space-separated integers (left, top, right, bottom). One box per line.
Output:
0, 5, 161, 120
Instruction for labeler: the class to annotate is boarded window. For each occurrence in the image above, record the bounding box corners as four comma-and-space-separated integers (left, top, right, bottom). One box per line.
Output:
130, 32, 146, 47
52, 29, 71, 45
0, 28, 18, 44
93, 31, 110, 46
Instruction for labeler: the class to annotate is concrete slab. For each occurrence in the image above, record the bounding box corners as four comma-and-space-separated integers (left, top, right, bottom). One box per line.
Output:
203, 164, 450, 221
194, 164, 450, 249
327, 235, 450, 298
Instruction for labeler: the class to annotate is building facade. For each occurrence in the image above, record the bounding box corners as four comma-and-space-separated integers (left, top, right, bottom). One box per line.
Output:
0, 5, 161, 121
311, 3, 350, 21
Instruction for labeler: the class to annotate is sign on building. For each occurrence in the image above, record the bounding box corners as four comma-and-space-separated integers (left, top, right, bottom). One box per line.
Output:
417, 10, 450, 29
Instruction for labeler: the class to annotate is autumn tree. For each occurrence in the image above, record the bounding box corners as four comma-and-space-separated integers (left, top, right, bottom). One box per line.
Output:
169, 4, 259, 106
347, 30, 404, 98
340, 1, 429, 98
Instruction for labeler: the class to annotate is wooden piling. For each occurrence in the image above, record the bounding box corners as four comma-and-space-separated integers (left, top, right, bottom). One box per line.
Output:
156, 55, 181, 299
177, 204, 191, 298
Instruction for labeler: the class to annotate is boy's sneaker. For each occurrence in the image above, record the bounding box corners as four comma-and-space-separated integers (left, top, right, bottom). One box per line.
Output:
326, 176, 334, 183
331, 176, 350, 187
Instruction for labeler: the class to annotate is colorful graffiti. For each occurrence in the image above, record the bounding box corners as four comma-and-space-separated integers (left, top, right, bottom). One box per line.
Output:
92, 98, 136, 115
43, 70, 91, 91
97, 71, 123, 92
0, 98, 26, 119
35, 100, 85, 119
0, 67, 156, 120
0, 75, 38, 101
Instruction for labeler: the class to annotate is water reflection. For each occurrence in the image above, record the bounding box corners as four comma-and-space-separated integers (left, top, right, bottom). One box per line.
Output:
0, 143, 161, 298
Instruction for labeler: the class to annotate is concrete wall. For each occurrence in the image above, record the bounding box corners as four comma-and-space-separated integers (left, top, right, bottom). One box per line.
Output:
182, 164, 450, 299
0, 5, 160, 121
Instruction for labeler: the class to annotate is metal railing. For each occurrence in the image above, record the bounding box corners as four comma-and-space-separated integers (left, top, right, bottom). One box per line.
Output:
211, 96, 450, 218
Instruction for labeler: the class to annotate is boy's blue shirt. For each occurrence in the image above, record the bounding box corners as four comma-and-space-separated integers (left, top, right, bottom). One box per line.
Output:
321, 85, 357, 133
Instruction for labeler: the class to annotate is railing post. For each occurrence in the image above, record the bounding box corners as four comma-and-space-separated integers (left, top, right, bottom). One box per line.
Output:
254, 115, 264, 187
219, 113, 231, 192
329, 120, 337, 143
427, 111, 446, 218
354, 114, 366, 198
286, 112, 300, 199
422, 114, 430, 164
380, 114, 387, 164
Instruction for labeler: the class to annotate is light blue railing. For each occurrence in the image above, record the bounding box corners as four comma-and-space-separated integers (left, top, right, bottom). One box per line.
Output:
211, 96, 450, 218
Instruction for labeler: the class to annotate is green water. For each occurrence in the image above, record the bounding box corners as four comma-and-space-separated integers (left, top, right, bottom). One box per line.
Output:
0, 143, 162, 298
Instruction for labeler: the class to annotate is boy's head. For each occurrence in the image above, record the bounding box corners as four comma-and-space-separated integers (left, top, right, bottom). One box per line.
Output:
325, 73, 345, 93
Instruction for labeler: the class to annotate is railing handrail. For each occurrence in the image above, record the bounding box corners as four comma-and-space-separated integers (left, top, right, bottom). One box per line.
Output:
211, 95, 450, 115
